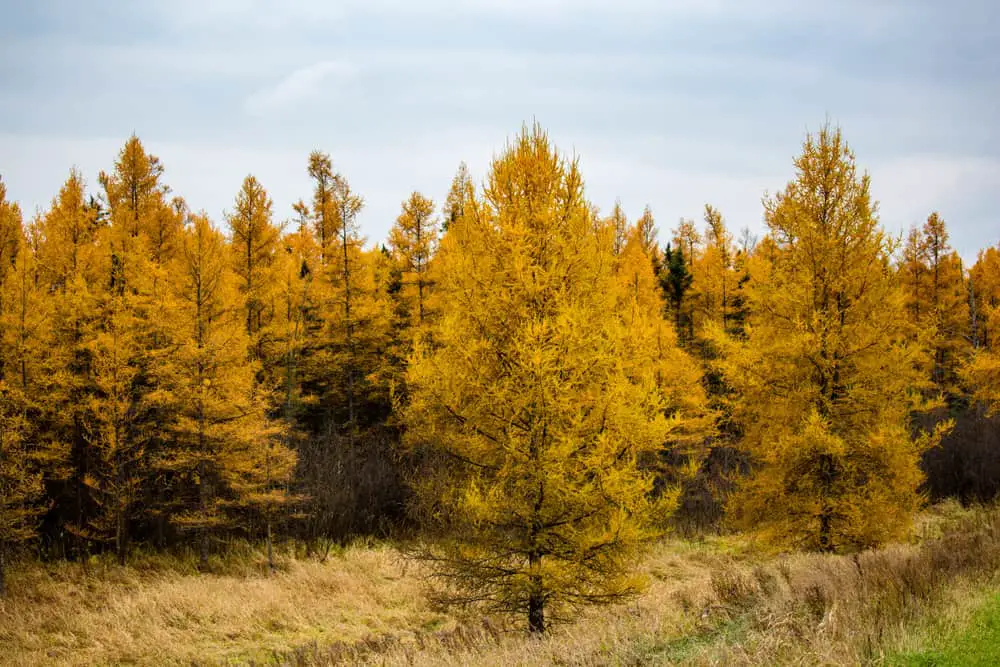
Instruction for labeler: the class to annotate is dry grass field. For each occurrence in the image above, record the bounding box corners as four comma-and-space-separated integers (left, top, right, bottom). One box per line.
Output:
2, 501, 998, 666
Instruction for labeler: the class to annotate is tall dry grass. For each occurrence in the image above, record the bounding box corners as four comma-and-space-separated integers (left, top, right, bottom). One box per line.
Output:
0, 541, 451, 666
2, 502, 998, 666
275, 502, 1000, 666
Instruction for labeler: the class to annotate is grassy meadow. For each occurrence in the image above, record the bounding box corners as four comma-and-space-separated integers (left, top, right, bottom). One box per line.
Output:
1, 501, 998, 666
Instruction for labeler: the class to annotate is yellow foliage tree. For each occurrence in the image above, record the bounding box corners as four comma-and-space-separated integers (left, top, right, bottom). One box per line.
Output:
717, 125, 941, 552
158, 215, 294, 566
99, 135, 167, 240
227, 175, 282, 364
299, 152, 391, 430
80, 291, 148, 565
692, 205, 740, 336
388, 192, 437, 330
383, 192, 439, 402
441, 162, 474, 233
272, 228, 318, 425
404, 125, 709, 632
899, 213, 969, 392
94, 135, 181, 546
0, 388, 42, 596
34, 172, 105, 555
634, 205, 660, 264
0, 209, 67, 592
965, 244, 1000, 411
0, 179, 21, 309
606, 199, 628, 256
616, 227, 712, 445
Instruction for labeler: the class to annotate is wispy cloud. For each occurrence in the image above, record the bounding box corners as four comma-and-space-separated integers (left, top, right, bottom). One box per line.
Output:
244, 61, 357, 115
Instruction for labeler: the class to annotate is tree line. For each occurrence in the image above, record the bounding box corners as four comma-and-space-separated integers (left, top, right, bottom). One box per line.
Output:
0, 123, 998, 630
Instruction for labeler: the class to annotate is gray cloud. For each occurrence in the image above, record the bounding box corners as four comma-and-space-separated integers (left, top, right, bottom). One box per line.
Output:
0, 0, 996, 261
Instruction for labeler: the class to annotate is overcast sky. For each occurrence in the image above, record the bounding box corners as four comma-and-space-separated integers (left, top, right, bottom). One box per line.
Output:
1, 0, 998, 260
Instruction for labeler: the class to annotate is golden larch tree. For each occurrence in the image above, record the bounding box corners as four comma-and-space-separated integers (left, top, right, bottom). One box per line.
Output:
96, 135, 179, 546
606, 199, 628, 256
899, 213, 969, 393
384, 192, 439, 401
272, 227, 319, 425
99, 135, 168, 240
299, 152, 390, 429
965, 243, 1000, 411
227, 175, 282, 364
615, 225, 713, 453
442, 162, 475, 233
3, 222, 72, 475
404, 125, 709, 633
717, 125, 941, 552
81, 291, 148, 565
0, 210, 67, 593
634, 205, 660, 264
158, 214, 293, 566
0, 389, 42, 596
692, 205, 740, 336
388, 192, 437, 330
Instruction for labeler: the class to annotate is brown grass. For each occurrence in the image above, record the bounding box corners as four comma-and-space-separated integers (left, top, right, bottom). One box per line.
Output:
2, 501, 998, 666
0, 541, 452, 666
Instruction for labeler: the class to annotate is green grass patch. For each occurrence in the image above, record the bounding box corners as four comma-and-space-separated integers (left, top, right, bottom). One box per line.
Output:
629, 614, 751, 664
890, 592, 1000, 666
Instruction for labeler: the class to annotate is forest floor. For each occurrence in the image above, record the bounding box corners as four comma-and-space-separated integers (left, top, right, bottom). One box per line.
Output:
2, 501, 999, 666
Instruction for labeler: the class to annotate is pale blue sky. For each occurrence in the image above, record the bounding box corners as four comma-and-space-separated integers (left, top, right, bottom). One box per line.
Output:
1, 0, 997, 260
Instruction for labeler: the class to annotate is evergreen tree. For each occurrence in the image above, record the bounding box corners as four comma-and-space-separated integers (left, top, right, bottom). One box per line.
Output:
671, 218, 701, 342
661, 243, 694, 343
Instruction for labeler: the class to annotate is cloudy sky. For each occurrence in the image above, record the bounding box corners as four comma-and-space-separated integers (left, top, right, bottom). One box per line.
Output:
1, 0, 997, 260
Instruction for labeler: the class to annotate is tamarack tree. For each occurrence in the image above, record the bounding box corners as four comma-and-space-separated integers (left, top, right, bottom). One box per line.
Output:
716, 125, 945, 552
403, 125, 709, 633
964, 244, 1000, 412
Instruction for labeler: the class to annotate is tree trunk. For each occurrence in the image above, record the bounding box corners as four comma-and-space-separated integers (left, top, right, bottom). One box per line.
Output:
266, 521, 275, 573
342, 213, 355, 428
199, 532, 209, 568
528, 586, 545, 634
819, 508, 833, 553
199, 460, 209, 569
0, 546, 6, 597
817, 452, 838, 553
117, 512, 128, 566
527, 552, 545, 634
266, 442, 275, 573
116, 444, 128, 566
